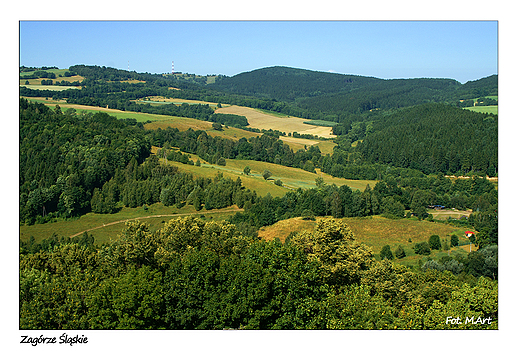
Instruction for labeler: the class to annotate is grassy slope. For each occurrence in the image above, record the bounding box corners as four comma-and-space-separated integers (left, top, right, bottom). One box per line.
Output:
463, 105, 498, 114
258, 215, 475, 266
160, 150, 377, 195
19, 203, 243, 245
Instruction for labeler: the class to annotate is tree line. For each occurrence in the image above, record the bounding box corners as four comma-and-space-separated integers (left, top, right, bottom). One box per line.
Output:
19, 217, 497, 329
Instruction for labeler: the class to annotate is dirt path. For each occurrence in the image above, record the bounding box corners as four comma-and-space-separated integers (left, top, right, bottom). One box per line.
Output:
69, 208, 243, 238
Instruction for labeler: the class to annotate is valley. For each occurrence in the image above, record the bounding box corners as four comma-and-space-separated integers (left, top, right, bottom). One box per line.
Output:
18, 64, 498, 331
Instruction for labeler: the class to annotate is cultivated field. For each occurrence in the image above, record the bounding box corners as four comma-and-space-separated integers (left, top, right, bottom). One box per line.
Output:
136, 96, 229, 108
20, 85, 82, 91
23, 97, 337, 152
463, 105, 498, 115
20, 69, 85, 91
215, 105, 336, 139
145, 119, 262, 141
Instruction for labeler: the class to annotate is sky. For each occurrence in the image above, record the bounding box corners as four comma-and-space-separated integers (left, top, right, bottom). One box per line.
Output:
19, 20, 497, 83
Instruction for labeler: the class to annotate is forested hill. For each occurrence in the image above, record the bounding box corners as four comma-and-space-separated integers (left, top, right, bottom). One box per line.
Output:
212, 66, 383, 100
211, 66, 497, 119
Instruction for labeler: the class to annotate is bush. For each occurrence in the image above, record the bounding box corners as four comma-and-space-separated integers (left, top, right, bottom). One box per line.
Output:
262, 169, 272, 180
380, 245, 394, 260
428, 235, 441, 250
216, 157, 226, 166
301, 209, 315, 221
422, 259, 445, 272
414, 241, 431, 255
395, 245, 406, 259
450, 234, 459, 247
444, 259, 465, 274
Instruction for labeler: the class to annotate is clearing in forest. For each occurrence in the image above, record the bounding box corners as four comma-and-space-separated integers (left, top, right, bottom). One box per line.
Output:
258, 215, 476, 264
215, 105, 336, 139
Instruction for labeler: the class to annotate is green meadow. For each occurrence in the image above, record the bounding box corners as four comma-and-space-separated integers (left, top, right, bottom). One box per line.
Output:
19, 203, 243, 245
259, 215, 476, 266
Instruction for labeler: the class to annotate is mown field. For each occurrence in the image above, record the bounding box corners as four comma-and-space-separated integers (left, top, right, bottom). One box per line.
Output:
463, 105, 498, 114
462, 95, 498, 115
20, 68, 84, 90
136, 96, 229, 108
22, 97, 338, 153
215, 105, 336, 139
258, 215, 476, 266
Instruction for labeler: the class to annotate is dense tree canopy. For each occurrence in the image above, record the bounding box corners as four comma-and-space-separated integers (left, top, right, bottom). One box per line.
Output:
20, 217, 498, 330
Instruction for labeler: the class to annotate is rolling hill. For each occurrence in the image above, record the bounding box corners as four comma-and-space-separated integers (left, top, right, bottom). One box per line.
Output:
211, 66, 497, 120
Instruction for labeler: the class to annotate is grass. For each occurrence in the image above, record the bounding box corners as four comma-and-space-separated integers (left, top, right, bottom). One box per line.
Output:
279, 137, 337, 155
20, 68, 71, 77
463, 105, 498, 115
165, 154, 376, 194
136, 96, 228, 108
19, 203, 243, 245
215, 105, 336, 139
303, 120, 338, 127
258, 215, 476, 266
21, 85, 82, 91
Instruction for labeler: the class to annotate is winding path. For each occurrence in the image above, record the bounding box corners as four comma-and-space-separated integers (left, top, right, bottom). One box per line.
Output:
69, 208, 243, 238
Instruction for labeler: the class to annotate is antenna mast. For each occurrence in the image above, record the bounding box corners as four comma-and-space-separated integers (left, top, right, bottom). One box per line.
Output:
172, 61, 174, 75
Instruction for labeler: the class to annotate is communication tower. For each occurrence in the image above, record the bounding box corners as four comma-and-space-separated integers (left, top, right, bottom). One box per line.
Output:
172, 61, 174, 75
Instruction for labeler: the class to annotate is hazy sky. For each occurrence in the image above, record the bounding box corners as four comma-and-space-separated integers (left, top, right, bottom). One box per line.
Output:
20, 20, 497, 83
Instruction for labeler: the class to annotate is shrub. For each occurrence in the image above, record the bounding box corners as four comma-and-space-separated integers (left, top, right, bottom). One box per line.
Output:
444, 259, 465, 274
216, 157, 226, 166
422, 259, 445, 272
395, 245, 406, 259
262, 169, 272, 180
451, 234, 459, 247
301, 209, 315, 221
428, 235, 441, 250
380, 245, 394, 260
414, 241, 431, 255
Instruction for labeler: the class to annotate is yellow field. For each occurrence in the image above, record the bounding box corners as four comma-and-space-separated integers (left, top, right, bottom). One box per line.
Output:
279, 136, 336, 155
258, 217, 317, 242
215, 105, 336, 139
20, 75, 84, 86
144, 118, 213, 131
138, 96, 229, 107
21, 85, 82, 91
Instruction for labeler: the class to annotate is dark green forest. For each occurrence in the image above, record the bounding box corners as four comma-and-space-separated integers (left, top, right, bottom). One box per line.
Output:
19, 100, 255, 225
19, 64, 498, 330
